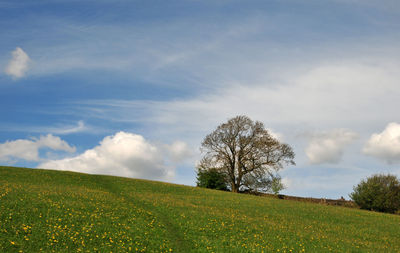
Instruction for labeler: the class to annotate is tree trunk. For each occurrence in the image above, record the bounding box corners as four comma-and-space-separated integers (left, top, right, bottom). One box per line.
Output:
231, 183, 239, 193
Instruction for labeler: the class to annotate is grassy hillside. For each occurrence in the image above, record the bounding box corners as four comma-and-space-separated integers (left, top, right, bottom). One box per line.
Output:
1, 166, 399, 252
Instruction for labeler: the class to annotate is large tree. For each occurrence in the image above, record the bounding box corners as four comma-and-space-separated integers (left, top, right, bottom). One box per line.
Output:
199, 115, 295, 193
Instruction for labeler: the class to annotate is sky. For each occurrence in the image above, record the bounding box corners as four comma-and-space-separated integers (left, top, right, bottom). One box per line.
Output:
1, 0, 400, 199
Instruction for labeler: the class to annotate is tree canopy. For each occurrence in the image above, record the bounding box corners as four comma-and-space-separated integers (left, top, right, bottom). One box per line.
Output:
198, 115, 295, 193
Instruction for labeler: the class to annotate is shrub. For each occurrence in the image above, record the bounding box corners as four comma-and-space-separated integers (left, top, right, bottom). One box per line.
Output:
270, 175, 285, 195
196, 168, 228, 191
350, 174, 400, 213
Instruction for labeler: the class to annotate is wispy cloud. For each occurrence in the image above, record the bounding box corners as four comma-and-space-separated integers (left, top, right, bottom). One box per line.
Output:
15, 8, 400, 88
75, 58, 400, 135
44, 120, 87, 135
0, 121, 93, 135
5, 47, 31, 79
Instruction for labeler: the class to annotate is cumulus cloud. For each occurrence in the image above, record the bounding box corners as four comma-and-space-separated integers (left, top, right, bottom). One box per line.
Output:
0, 134, 75, 162
39, 132, 191, 181
363, 123, 400, 163
305, 129, 358, 165
5, 47, 31, 79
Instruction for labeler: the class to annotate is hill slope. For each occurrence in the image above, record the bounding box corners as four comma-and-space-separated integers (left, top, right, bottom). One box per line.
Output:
1, 166, 399, 252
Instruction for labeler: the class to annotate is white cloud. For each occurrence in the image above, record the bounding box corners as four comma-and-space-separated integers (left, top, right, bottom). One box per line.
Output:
5, 47, 31, 79
305, 129, 358, 165
363, 123, 400, 163
165, 141, 193, 163
39, 132, 191, 181
0, 134, 75, 162
34, 134, 76, 153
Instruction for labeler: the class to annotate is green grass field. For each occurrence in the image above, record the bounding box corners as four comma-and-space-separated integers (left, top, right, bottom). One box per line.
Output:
1, 166, 399, 252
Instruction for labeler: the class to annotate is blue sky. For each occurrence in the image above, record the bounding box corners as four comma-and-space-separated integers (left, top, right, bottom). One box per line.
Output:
1, 0, 400, 198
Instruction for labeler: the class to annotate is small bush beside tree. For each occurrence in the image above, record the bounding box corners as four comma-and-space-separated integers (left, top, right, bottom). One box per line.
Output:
350, 174, 400, 214
196, 168, 228, 191
241, 172, 285, 194
270, 175, 285, 195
